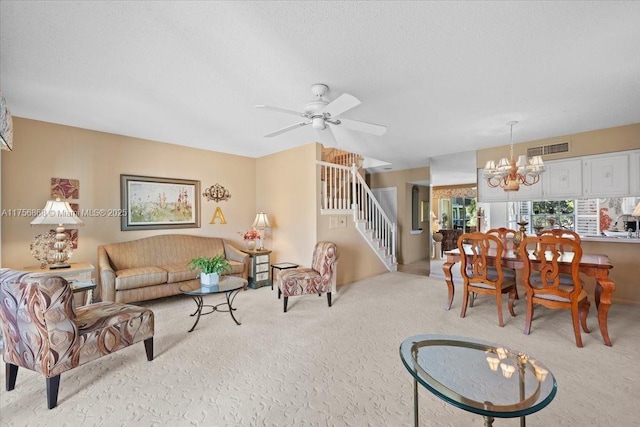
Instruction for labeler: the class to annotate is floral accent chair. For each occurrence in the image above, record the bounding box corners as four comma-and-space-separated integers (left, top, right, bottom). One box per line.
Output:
277, 242, 338, 313
0, 269, 154, 409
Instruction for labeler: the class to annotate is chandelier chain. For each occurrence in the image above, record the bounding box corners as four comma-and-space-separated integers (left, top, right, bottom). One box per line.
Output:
509, 123, 514, 161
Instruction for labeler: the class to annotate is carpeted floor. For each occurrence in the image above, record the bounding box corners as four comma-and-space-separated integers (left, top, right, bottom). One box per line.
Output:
1, 272, 638, 426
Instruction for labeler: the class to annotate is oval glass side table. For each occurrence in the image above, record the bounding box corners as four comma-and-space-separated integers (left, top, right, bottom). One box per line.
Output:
399, 334, 557, 427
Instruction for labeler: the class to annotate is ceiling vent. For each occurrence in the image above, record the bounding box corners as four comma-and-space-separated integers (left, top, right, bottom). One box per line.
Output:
527, 141, 570, 157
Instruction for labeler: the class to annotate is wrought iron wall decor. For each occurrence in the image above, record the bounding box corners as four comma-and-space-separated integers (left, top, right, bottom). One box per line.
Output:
203, 183, 231, 202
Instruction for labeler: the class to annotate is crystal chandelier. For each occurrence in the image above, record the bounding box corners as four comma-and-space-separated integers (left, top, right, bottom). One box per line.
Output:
482, 121, 545, 191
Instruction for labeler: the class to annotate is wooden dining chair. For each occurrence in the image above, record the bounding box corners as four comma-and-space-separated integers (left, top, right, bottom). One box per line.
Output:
486, 228, 518, 298
486, 227, 517, 249
540, 228, 581, 244
457, 232, 517, 327
518, 235, 590, 347
539, 229, 581, 284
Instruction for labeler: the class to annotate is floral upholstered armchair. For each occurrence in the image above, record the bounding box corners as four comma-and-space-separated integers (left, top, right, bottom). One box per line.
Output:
0, 269, 154, 409
277, 242, 338, 312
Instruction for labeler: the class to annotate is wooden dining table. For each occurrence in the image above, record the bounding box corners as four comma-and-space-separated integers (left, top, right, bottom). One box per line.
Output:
442, 247, 615, 346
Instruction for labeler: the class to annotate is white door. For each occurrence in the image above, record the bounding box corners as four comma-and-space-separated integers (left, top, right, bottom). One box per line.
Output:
371, 187, 397, 224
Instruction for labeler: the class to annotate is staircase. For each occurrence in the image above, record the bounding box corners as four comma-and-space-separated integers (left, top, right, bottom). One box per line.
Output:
318, 160, 397, 271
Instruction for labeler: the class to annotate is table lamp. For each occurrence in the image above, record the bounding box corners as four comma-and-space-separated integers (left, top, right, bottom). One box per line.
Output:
251, 212, 270, 250
30, 198, 84, 269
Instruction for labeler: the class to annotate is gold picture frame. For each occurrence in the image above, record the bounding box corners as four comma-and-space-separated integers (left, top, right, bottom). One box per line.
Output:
120, 174, 200, 231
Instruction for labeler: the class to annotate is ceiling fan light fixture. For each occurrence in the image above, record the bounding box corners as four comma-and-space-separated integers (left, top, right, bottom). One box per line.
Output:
312, 116, 326, 130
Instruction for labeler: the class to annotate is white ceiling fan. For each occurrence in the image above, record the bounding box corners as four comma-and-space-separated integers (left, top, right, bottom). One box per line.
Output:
255, 84, 387, 143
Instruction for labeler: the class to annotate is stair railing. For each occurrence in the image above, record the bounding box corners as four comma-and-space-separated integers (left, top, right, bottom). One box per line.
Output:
352, 171, 397, 263
317, 161, 397, 264
318, 160, 354, 211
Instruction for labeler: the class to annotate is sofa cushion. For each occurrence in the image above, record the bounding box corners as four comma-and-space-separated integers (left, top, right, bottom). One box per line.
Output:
115, 267, 167, 291
163, 263, 198, 283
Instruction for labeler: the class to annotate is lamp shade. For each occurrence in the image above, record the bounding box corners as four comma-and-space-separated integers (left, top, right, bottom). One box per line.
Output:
0, 91, 13, 151
252, 212, 270, 228
30, 199, 84, 227
633, 202, 640, 217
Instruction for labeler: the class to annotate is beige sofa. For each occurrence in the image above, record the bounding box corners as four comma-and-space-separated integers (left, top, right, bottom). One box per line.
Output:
98, 234, 249, 303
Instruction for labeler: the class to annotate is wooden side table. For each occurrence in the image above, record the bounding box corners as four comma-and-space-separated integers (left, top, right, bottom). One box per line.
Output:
240, 249, 272, 289
23, 262, 95, 306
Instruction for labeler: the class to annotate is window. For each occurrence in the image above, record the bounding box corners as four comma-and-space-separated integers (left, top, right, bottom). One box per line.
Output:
451, 197, 477, 232
511, 200, 582, 234
532, 201, 575, 230
510, 197, 639, 236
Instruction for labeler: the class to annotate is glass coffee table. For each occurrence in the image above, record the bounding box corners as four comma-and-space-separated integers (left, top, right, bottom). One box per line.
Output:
400, 334, 557, 427
179, 276, 247, 332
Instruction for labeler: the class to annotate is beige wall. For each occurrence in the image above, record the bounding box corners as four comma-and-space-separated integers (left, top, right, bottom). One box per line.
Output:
317, 212, 387, 284
2, 120, 387, 287
2, 117, 257, 272
255, 142, 318, 268
257, 142, 389, 285
368, 167, 431, 265
580, 240, 640, 305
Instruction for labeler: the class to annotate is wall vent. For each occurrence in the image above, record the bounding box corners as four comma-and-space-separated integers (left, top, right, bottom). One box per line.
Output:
527, 141, 570, 157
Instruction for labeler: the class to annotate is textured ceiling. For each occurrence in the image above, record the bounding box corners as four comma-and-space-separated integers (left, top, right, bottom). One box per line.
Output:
1, 1, 639, 186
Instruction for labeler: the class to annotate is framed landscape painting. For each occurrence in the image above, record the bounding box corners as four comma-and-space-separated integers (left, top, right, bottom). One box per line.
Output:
121, 174, 200, 231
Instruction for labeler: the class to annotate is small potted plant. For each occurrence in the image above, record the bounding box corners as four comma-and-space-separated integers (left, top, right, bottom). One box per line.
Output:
188, 255, 231, 286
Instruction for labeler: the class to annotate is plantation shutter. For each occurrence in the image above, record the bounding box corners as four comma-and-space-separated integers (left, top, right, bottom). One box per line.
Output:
507, 202, 532, 232
576, 199, 599, 235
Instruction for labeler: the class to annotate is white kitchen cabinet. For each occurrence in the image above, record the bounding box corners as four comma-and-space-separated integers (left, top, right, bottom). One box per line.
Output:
479, 150, 637, 203
509, 176, 543, 201
543, 158, 583, 199
629, 150, 640, 196
583, 153, 630, 198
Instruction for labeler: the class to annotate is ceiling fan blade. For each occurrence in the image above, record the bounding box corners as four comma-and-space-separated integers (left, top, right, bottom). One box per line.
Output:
316, 127, 337, 146
318, 93, 361, 117
255, 105, 305, 117
339, 118, 387, 136
264, 121, 311, 137
331, 124, 371, 156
